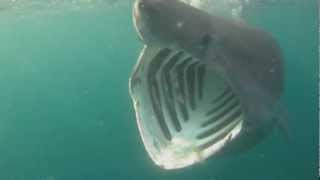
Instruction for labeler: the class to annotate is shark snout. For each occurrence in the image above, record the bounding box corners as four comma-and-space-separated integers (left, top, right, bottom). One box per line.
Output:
135, 0, 164, 16
133, 0, 151, 21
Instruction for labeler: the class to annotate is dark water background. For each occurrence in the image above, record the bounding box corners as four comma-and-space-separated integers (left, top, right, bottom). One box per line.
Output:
0, 0, 317, 179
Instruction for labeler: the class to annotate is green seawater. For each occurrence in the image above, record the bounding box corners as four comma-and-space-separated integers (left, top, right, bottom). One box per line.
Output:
0, 0, 317, 179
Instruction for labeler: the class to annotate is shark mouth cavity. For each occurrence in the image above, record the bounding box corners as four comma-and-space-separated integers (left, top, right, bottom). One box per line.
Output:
129, 46, 245, 169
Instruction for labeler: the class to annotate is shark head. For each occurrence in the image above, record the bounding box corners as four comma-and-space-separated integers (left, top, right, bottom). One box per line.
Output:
130, 0, 284, 170
133, 0, 215, 51
133, 0, 178, 44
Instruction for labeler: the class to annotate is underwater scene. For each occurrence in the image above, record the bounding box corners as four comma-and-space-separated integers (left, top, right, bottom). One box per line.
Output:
0, 0, 318, 179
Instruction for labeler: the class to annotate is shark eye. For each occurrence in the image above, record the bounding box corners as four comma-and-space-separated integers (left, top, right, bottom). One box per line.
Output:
138, 2, 145, 9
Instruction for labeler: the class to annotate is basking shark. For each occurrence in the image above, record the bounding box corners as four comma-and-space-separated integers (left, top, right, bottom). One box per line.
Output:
129, 0, 286, 169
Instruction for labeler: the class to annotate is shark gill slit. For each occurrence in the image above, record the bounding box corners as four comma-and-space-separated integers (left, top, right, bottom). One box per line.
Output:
147, 48, 172, 141
197, 86, 243, 149
197, 65, 206, 100
147, 48, 244, 150
198, 102, 242, 139
186, 61, 199, 110
198, 119, 240, 150
176, 56, 193, 121
160, 51, 185, 132
205, 90, 235, 117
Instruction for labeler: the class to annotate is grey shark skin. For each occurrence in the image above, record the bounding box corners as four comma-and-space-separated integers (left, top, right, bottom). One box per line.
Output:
130, 0, 285, 169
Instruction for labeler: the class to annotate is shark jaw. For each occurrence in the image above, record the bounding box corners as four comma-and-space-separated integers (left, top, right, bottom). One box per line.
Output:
129, 46, 244, 169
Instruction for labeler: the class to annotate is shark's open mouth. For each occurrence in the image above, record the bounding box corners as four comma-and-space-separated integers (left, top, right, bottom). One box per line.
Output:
129, 46, 244, 169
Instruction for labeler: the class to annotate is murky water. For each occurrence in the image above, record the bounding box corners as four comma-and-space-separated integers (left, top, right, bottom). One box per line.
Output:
0, 0, 317, 179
